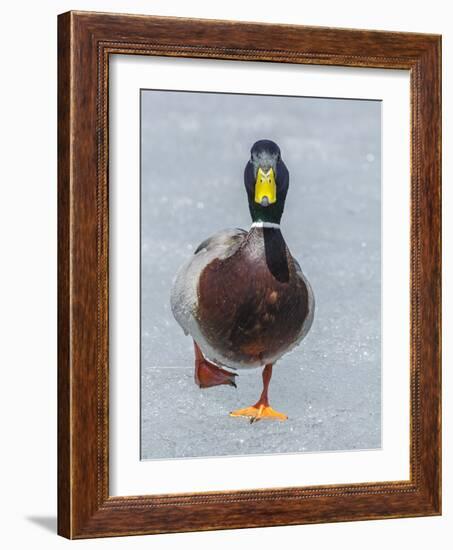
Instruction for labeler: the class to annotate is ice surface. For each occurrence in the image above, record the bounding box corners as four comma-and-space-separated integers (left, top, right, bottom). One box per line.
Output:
140, 90, 381, 460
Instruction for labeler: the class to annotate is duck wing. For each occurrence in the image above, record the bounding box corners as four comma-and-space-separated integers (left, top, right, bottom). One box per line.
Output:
291, 255, 315, 343
170, 228, 247, 342
194, 228, 247, 255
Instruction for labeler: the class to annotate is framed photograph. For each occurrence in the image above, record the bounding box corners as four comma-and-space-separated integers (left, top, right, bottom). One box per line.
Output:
58, 11, 441, 538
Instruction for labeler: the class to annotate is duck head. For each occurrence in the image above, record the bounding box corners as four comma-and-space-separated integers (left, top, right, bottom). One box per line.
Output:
244, 139, 289, 224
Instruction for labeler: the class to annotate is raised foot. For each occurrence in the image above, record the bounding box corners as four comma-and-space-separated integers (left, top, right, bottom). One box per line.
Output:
195, 360, 237, 389
229, 404, 288, 423
194, 340, 237, 389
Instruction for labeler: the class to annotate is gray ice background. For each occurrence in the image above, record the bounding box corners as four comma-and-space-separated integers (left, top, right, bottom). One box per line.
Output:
140, 89, 381, 460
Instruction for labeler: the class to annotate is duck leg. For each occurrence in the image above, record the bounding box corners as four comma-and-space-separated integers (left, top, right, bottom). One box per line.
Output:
230, 364, 287, 422
194, 341, 237, 389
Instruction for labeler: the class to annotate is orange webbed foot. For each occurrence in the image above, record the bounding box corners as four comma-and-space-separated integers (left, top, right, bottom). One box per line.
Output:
229, 363, 287, 422
230, 404, 288, 423
194, 341, 237, 389
195, 360, 237, 389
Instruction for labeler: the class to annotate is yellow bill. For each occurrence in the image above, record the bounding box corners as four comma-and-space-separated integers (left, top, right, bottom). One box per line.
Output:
254, 167, 277, 206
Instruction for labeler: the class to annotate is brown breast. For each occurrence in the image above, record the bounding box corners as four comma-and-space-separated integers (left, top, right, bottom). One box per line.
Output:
196, 228, 309, 366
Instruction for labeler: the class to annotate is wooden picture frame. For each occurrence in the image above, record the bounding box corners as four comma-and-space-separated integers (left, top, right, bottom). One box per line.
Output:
58, 10, 441, 539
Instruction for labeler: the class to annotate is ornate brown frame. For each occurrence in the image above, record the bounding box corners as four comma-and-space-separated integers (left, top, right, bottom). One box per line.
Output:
58, 10, 441, 539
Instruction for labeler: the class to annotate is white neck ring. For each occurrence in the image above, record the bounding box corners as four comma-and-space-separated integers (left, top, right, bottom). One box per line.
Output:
251, 221, 280, 229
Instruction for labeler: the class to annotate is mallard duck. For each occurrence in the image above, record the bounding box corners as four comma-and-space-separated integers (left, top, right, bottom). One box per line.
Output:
171, 139, 314, 421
